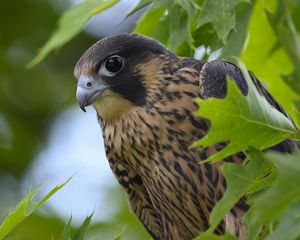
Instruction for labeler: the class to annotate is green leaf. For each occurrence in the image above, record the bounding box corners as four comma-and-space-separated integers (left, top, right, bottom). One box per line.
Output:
267, 201, 300, 240
113, 227, 126, 240
193, 60, 297, 162
168, 4, 192, 52
241, 2, 299, 121
59, 213, 93, 240
244, 149, 300, 239
167, 0, 200, 52
220, 1, 254, 61
198, 0, 250, 44
134, 0, 171, 36
266, 1, 300, 95
195, 232, 238, 240
71, 213, 93, 240
59, 216, 72, 240
0, 178, 71, 240
293, 100, 300, 125
27, 0, 119, 68
207, 149, 274, 232
126, 0, 153, 17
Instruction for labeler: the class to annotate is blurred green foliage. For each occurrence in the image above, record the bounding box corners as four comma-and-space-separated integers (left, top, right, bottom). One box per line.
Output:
0, 0, 148, 239
1, 0, 300, 239
0, 179, 69, 240
27, 0, 120, 68
0, 0, 83, 175
58, 213, 93, 240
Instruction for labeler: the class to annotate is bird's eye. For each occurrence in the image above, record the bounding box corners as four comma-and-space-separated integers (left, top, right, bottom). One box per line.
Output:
104, 55, 124, 73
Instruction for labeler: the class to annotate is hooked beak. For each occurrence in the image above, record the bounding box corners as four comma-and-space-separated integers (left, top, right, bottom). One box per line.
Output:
76, 75, 108, 112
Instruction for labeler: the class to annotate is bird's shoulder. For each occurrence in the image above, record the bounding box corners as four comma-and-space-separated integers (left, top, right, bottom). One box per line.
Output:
198, 60, 292, 122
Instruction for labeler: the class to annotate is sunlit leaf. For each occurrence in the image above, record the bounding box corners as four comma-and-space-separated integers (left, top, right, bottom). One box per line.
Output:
0, 178, 71, 240
193, 60, 298, 162
241, 2, 298, 119
27, 0, 119, 68
266, 1, 300, 95
198, 0, 250, 44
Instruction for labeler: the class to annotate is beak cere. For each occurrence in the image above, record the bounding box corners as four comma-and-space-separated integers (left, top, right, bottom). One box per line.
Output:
76, 75, 108, 112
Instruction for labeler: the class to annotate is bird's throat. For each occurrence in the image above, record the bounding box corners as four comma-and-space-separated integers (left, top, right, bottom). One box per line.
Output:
93, 90, 135, 123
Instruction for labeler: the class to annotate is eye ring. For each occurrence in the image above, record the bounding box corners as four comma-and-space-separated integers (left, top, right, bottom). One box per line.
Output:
102, 55, 124, 75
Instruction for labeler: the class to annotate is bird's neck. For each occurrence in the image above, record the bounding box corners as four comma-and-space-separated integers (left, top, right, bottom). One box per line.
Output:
93, 90, 135, 123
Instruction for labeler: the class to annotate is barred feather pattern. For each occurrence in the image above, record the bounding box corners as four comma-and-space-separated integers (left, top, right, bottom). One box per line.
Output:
97, 56, 246, 239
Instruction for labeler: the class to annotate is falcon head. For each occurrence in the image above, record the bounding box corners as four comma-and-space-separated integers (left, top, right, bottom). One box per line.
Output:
74, 33, 176, 122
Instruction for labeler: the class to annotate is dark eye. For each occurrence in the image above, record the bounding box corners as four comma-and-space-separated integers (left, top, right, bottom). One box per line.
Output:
105, 55, 124, 73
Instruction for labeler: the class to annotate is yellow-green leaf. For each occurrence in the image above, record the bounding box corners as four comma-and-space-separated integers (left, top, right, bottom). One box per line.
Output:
266, 1, 300, 94
0, 178, 71, 240
27, 0, 119, 68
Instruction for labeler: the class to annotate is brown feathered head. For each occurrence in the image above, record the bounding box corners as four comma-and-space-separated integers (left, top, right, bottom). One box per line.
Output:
74, 33, 176, 121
